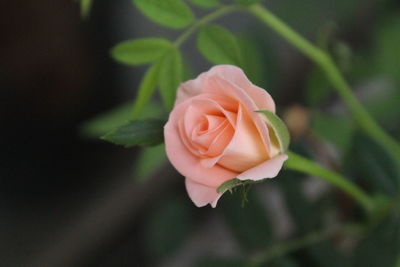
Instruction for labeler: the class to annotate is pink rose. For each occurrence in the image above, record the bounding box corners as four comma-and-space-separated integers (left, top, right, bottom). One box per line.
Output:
164, 65, 288, 207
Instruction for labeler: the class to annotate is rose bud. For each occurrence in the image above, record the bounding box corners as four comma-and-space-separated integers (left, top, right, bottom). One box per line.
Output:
164, 65, 289, 207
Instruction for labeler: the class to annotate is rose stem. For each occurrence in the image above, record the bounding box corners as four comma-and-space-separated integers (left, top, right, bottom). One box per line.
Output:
285, 151, 373, 215
173, 5, 239, 48
247, 3, 400, 170
131, 5, 239, 118
247, 223, 365, 267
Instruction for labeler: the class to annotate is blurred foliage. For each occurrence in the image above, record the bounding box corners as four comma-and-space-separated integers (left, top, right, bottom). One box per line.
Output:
133, 0, 194, 29
158, 47, 183, 110
144, 197, 193, 262
80, 0, 400, 266
311, 112, 355, 154
101, 119, 165, 147
221, 191, 273, 251
354, 210, 400, 267
344, 133, 399, 196
197, 24, 243, 66
133, 144, 167, 182
111, 38, 173, 66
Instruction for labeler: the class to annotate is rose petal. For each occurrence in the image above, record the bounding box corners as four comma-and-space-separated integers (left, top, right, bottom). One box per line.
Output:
165, 102, 238, 188
176, 65, 276, 113
183, 97, 237, 139
236, 154, 288, 181
191, 117, 228, 149
185, 178, 222, 208
217, 105, 269, 172
205, 65, 276, 112
204, 75, 272, 157
200, 122, 235, 167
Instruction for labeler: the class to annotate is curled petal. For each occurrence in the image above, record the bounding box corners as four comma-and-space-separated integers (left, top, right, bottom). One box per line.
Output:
236, 154, 288, 181
185, 178, 222, 208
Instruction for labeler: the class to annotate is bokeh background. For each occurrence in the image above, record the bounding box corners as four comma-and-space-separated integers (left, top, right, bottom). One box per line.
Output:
1, 0, 399, 266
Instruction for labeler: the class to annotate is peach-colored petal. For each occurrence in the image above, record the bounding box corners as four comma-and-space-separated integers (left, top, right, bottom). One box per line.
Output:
185, 178, 222, 208
200, 123, 235, 167
165, 65, 285, 208
204, 65, 276, 112
249, 84, 276, 112
176, 65, 275, 112
204, 75, 272, 156
191, 117, 227, 150
189, 97, 238, 126
236, 154, 288, 181
165, 102, 238, 188
217, 105, 269, 172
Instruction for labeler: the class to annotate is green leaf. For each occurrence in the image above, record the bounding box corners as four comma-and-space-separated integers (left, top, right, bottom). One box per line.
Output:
190, 0, 219, 8
257, 110, 290, 152
132, 63, 162, 119
102, 119, 165, 147
80, 102, 134, 138
133, 144, 167, 181
111, 38, 172, 66
238, 35, 268, 89
158, 48, 183, 110
132, 0, 194, 29
80, 101, 164, 139
217, 178, 243, 193
197, 24, 242, 66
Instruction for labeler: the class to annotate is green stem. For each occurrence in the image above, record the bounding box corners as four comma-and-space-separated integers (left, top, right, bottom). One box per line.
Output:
249, 229, 330, 266
248, 223, 365, 266
132, 5, 239, 118
174, 5, 239, 47
248, 4, 400, 167
285, 151, 373, 214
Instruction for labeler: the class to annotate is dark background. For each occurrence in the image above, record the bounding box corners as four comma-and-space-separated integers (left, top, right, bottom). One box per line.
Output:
1, 0, 399, 266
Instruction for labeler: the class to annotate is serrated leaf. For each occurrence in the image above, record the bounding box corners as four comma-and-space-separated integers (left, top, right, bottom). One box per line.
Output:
217, 178, 243, 193
197, 24, 242, 66
81, 102, 133, 138
102, 119, 165, 147
80, 101, 164, 139
132, 63, 162, 119
190, 0, 219, 8
111, 38, 172, 66
257, 110, 290, 152
133, 0, 194, 29
158, 48, 183, 110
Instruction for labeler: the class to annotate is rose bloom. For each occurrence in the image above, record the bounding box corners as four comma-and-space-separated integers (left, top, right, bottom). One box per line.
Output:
164, 65, 288, 207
